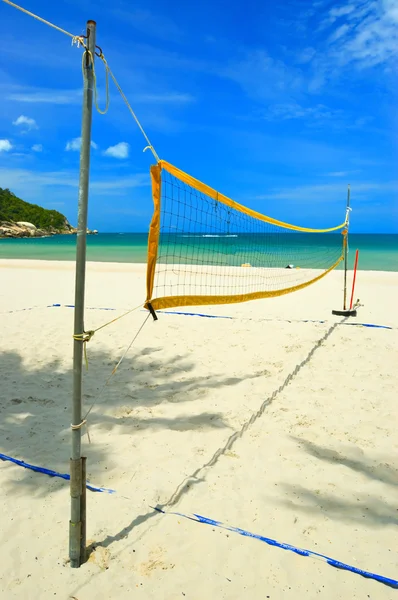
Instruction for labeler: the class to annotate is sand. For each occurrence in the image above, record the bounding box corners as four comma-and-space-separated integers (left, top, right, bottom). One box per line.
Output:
0, 259, 397, 599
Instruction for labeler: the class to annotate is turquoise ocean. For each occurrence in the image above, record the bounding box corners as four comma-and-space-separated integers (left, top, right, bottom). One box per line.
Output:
0, 233, 397, 271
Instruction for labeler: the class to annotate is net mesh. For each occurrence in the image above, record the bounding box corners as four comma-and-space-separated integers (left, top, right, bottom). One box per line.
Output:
145, 162, 346, 311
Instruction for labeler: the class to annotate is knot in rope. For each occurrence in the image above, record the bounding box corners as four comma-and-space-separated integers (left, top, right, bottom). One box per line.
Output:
73, 330, 95, 343
71, 35, 86, 49
73, 330, 95, 370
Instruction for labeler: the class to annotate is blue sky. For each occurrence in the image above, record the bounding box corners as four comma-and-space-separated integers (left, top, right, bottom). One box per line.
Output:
0, 0, 397, 232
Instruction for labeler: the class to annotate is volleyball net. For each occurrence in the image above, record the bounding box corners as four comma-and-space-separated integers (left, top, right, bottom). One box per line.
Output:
145, 161, 347, 312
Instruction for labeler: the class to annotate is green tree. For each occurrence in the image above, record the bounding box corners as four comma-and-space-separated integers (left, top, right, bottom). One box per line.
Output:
0, 188, 70, 231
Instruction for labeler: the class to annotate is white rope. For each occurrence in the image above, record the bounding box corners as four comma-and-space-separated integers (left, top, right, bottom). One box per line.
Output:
80, 313, 151, 442
3, 0, 160, 160
105, 62, 160, 162
2, 0, 85, 44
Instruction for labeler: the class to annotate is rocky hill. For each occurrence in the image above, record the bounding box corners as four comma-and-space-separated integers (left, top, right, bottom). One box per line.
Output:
0, 188, 96, 238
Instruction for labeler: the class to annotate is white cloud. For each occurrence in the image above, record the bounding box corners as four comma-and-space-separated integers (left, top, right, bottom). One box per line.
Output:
0, 167, 149, 199
134, 93, 194, 104
32, 144, 43, 152
12, 115, 38, 130
256, 181, 398, 202
65, 137, 98, 151
103, 142, 129, 159
296, 47, 317, 64
329, 4, 357, 22
7, 88, 81, 105
329, 23, 351, 43
65, 138, 79, 151
292, 0, 398, 93
224, 50, 303, 101
113, 9, 183, 43
259, 101, 372, 130
0, 168, 77, 189
326, 0, 398, 68
0, 139, 13, 152
90, 174, 148, 192
264, 102, 342, 121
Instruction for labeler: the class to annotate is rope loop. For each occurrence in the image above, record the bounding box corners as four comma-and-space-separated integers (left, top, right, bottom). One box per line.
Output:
71, 419, 87, 430
73, 330, 95, 370
82, 50, 110, 115
71, 419, 91, 443
73, 330, 95, 344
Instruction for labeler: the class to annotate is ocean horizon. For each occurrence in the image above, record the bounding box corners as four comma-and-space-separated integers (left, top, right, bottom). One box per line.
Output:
1, 233, 397, 271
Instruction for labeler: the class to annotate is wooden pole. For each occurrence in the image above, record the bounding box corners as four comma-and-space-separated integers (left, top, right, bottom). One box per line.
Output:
70, 19, 96, 568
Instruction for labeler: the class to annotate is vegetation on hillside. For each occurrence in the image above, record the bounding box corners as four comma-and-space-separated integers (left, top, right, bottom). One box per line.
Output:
0, 187, 69, 230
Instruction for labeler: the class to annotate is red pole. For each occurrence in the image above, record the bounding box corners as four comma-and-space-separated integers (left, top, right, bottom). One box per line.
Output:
350, 249, 359, 310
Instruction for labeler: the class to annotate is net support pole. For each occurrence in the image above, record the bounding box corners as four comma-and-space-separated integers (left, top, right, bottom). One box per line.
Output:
349, 249, 359, 310
70, 19, 96, 569
343, 184, 350, 310
332, 185, 357, 317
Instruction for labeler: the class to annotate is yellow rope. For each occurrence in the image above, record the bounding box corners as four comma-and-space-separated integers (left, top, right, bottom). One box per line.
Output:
72, 305, 150, 442
2, 0, 84, 42
73, 330, 95, 370
72, 312, 151, 442
72, 301, 144, 369
159, 161, 348, 233
83, 312, 151, 423
91, 301, 145, 334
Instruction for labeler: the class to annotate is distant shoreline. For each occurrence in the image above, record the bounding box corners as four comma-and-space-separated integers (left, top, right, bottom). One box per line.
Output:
1, 233, 397, 272
0, 259, 397, 275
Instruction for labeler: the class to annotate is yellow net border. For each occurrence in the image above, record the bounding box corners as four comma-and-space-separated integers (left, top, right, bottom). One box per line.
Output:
145, 161, 347, 311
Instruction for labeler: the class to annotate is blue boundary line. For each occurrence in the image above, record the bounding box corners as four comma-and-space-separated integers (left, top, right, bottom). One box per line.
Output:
3, 304, 394, 330
49, 303, 116, 311
154, 507, 398, 588
2, 306, 42, 314
8, 304, 391, 329
160, 310, 233, 319
154, 310, 393, 330
0, 453, 115, 493
1, 450, 396, 585
2, 304, 118, 314
343, 322, 392, 329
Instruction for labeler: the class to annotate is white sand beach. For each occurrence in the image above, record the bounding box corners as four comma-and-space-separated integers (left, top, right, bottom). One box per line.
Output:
0, 260, 397, 599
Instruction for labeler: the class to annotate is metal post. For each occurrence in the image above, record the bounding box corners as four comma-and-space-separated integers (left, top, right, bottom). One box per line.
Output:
343, 184, 350, 310
332, 184, 356, 317
70, 19, 96, 568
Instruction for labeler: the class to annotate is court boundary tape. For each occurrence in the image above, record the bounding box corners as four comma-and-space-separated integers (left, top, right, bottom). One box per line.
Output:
2, 304, 393, 329
154, 507, 398, 588
1, 451, 395, 587
0, 453, 114, 493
